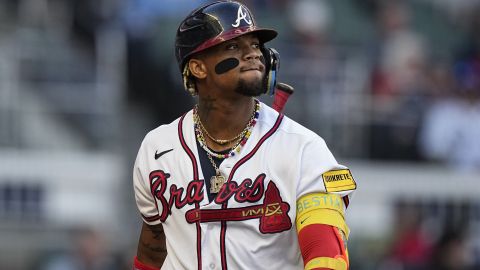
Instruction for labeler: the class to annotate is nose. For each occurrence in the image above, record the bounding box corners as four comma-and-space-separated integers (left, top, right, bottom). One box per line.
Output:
243, 45, 261, 61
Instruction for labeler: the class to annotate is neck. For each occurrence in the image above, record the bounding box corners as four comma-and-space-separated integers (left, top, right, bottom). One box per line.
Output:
196, 96, 255, 150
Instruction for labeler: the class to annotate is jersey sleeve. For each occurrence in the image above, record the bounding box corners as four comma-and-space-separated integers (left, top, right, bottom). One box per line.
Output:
296, 136, 357, 200
133, 139, 162, 225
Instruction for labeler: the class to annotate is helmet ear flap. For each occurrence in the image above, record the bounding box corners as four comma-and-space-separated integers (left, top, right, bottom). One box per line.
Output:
261, 47, 280, 95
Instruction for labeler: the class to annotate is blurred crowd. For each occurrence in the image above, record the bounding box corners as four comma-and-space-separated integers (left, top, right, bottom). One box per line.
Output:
38, 228, 127, 270
1, 0, 479, 269
118, 0, 480, 170
376, 199, 480, 270
361, 0, 480, 171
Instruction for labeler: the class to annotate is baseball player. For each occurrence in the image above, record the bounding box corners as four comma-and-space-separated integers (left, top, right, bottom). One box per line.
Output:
132, 1, 356, 270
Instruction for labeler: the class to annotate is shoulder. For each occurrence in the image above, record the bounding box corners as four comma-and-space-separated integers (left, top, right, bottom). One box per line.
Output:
140, 111, 192, 150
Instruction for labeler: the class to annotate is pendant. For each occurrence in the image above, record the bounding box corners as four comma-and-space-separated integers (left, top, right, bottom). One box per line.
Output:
210, 173, 226, 193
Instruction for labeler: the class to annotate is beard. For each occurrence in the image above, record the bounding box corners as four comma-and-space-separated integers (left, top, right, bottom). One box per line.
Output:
234, 76, 265, 97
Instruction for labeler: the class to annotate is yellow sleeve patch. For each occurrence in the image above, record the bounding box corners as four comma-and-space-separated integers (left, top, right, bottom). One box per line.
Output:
296, 193, 350, 237
297, 193, 345, 218
322, 169, 356, 192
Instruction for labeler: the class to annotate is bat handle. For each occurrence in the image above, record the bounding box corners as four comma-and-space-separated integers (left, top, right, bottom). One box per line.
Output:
272, 82, 294, 112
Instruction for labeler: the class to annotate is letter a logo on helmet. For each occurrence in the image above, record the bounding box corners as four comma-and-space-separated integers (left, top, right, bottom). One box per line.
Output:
232, 5, 252, 27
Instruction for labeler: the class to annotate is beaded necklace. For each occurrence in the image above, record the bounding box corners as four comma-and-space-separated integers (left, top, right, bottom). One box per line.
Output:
194, 99, 260, 193
193, 99, 260, 159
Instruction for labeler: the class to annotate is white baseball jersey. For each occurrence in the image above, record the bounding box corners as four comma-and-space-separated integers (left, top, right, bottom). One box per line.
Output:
133, 102, 356, 270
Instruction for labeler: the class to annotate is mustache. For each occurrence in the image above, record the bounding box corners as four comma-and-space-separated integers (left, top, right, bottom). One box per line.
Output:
244, 57, 265, 72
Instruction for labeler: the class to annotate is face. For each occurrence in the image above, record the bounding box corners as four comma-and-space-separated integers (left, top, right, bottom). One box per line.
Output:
191, 33, 266, 97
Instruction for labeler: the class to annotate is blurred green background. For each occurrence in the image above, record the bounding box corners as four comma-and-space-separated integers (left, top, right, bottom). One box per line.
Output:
1, 0, 479, 269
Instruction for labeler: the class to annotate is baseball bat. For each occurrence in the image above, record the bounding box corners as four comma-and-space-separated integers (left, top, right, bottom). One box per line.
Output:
272, 82, 294, 112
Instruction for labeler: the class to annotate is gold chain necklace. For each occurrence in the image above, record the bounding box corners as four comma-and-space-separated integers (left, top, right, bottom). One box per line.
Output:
195, 128, 231, 193
196, 115, 245, 145
205, 151, 226, 193
193, 99, 260, 193
193, 99, 260, 159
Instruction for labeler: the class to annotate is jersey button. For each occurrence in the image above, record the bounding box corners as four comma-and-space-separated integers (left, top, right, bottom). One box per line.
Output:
209, 263, 215, 269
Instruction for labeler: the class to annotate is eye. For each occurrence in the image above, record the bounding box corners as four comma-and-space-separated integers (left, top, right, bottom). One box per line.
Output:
252, 43, 260, 49
226, 43, 238, 50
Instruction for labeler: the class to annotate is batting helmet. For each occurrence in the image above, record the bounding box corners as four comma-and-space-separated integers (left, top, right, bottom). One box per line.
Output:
175, 0, 280, 95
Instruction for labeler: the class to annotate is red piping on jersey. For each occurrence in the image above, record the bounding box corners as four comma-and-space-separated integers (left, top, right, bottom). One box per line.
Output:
220, 113, 284, 270
179, 113, 199, 180
178, 113, 202, 270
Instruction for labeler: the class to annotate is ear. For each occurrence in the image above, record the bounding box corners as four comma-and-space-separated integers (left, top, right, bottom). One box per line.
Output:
188, 59, 207, 79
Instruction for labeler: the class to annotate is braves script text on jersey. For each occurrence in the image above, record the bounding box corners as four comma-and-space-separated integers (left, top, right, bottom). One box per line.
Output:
133, 102, 355, 270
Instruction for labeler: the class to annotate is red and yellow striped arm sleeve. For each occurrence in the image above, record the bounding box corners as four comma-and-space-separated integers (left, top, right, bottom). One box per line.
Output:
296, 193, 350, 270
